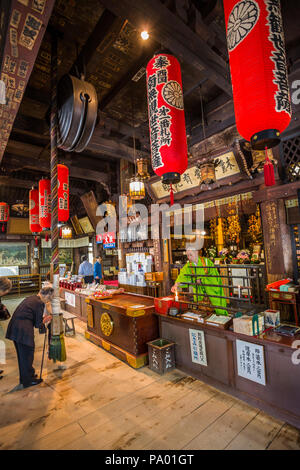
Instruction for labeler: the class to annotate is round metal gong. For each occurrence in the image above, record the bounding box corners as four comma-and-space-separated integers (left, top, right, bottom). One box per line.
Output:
57, 74, 98, 153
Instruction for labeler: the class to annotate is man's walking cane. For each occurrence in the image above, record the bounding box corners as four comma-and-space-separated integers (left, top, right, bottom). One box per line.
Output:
40, 327, 48, 380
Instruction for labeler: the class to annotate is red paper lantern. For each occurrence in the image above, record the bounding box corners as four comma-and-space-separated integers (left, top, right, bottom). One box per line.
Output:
0, 203, 9, 223
146, 53, 188, 189
29, 189, 42, 233
39, 179, 51, 230
58, 164, 69, 223
224, 0, 292, 149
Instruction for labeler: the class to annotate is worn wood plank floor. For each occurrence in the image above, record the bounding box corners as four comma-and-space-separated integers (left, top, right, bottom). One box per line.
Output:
0, 297, 299, 451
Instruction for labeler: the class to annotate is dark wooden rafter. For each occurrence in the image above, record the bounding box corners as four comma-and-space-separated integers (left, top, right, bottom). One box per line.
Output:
98, 0, 232, 95
69, 10, 121, 79
100, 43, 158, 109
0, 176, 87, 197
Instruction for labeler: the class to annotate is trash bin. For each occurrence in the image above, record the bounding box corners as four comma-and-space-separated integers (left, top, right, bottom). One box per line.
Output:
147, 338, 176, 374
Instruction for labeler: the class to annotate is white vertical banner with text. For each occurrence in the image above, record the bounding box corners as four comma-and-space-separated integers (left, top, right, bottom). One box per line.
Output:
189, 329, 207, 366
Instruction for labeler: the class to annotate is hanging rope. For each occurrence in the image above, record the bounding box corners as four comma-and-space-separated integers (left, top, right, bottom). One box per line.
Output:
49, 33, 66, 363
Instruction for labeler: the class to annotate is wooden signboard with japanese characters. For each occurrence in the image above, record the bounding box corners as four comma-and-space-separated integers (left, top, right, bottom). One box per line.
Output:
260, 200, 285, 275
149, 151, 240, 200
0, 0, 55, 162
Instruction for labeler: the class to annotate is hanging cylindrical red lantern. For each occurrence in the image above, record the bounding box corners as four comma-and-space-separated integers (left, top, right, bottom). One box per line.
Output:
57, 163, 69, 223
0, 203, 9, 223
29, 189, 42, 233
146, 53, 188, 191
39, 179, 51, 230
224, 0, 291, 150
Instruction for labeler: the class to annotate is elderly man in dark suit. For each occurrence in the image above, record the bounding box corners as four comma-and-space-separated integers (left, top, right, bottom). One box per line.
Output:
6, 287, 54, 389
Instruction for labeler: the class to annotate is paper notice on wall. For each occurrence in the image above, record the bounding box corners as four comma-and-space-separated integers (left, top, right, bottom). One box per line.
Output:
65, 292, 76, 308
236, 340, 266, 386
189, 329, 207, 366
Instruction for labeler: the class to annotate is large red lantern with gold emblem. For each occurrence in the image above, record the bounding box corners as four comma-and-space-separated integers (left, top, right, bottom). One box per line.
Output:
223, 0, 291, 150
29, 189, 42, 233
146, 53, 188, 202
39, 179, 51, 230
57, 164, 69, 223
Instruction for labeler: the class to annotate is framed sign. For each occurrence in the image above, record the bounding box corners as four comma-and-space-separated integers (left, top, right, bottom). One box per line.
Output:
103, 232, 116, 249
0, 242, 28, 266
79, 216, 94, 234
236, 340, 266, 386
65, 292, 76, 308
189, 329, 207, 366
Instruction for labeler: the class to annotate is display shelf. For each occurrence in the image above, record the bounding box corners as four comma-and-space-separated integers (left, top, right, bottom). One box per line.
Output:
4, 274, 41, 297
291, 224, 300, 282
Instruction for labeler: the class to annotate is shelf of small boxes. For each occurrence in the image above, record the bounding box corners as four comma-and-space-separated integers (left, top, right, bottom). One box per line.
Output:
154, 295, 290, 337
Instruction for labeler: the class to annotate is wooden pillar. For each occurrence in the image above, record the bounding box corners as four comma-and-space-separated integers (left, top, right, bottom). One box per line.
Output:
260, 199, 293, 283
30, 239, 40, 274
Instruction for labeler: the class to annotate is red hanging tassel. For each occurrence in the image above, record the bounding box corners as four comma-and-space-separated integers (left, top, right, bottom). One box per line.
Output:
45, 234, 49, 242
34, 236, 38, 247
170, 183, 174, 206
264, 147, 275, 187
1, 224, 4, 233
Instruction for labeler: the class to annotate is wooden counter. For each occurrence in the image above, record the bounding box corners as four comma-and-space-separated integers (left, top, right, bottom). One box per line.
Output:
85, 293, 158, 368
59, 288, 88, 321
157, 313, 300, 429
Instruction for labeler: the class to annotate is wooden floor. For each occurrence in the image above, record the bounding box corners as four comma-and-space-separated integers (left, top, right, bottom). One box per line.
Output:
0, 297, 300, 451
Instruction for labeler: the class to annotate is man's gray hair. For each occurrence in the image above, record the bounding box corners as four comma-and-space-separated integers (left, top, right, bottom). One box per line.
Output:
40, 287, 54, 298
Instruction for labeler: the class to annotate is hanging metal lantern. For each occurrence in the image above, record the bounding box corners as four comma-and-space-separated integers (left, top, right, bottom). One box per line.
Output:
146, 53, 188, 202
57, 164, 69, 223
224, 0, 291, 150
129, 176, 146, 200
198, 160, 216, 185
0, 202, 9, 223
29, 189, 42, 233
61, 226, 72, 239
137, 157, 150, 179
39, 179, 51, 230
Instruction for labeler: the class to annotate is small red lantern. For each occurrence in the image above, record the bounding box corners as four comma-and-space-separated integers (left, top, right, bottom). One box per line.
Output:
39, 179, 51, 230
29, 189, 42, 233
146, 53, 188, 203
224, 0, 291, 150
58, 164, 69, 223
0, 203, 9, 223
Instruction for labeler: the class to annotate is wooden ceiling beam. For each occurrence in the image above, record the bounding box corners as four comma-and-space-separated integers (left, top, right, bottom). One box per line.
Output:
99, 44, 158, 110
0, 176, 86, 196
98, 0, 232, 95
85, 135, 148, 162
69, 10, 119, 78
3, 153, 110, 189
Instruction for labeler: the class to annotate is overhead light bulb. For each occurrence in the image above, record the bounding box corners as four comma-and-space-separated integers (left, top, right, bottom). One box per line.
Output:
141, 30, 149, 40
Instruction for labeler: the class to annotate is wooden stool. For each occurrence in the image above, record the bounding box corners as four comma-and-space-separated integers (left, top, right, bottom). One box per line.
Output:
61, 310, 76, 336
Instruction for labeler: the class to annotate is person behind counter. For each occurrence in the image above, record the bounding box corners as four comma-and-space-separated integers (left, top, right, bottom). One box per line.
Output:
171, 249, 228, 315
6, 287, 54, 389
78, 255, 94, 284
94, 255, 102, 284
0, 277, 13, 380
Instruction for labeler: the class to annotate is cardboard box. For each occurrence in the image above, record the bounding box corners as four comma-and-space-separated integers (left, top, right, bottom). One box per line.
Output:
233, 314, 264, 336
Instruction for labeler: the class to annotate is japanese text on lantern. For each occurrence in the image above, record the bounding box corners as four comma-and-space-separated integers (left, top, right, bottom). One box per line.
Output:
41, 190, 50, 218
147, 56, 173, 170
266, 0, 291, 115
